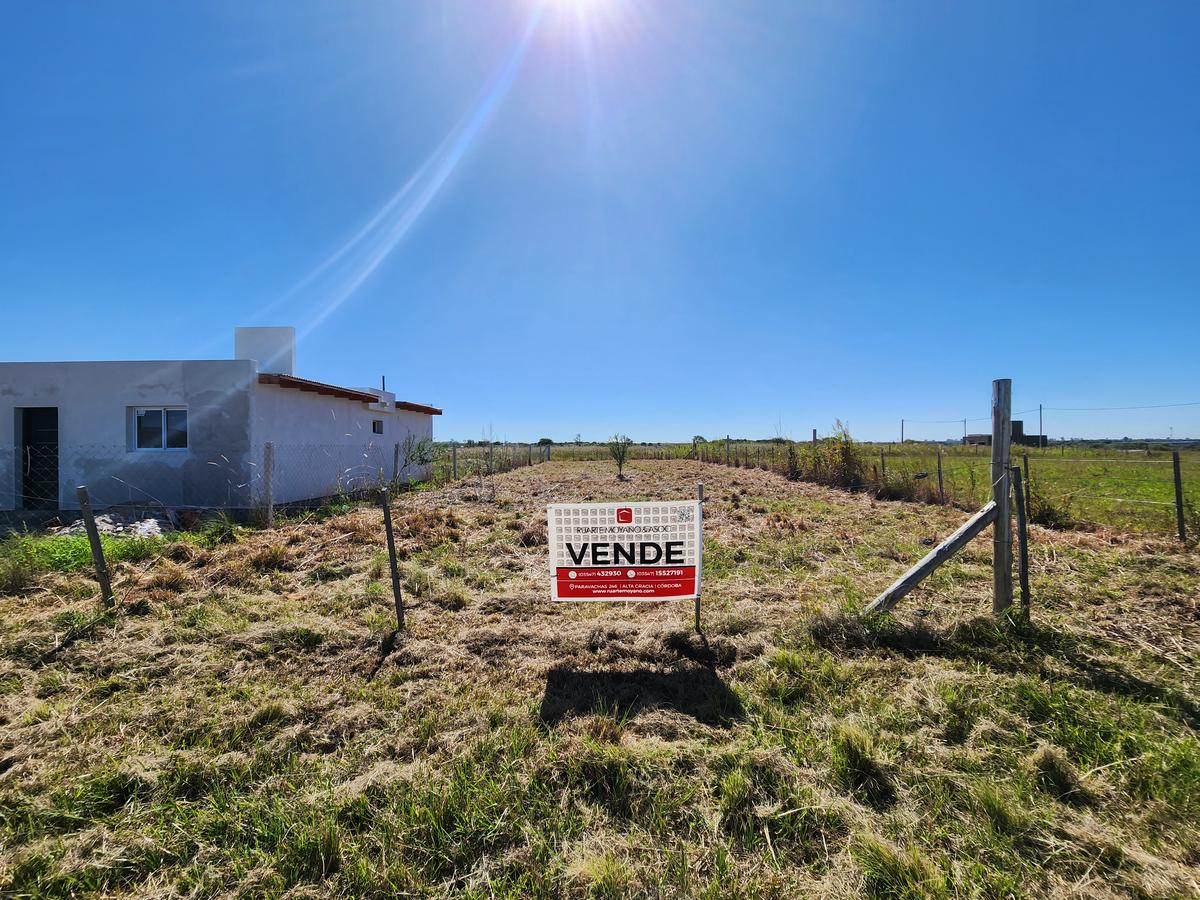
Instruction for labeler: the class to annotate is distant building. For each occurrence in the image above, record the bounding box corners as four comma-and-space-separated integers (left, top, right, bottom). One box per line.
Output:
1, 327, 441, 513
963, 420, 1047, 448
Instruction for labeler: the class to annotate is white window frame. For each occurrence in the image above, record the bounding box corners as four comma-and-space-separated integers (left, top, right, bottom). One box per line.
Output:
129, 406, 189, 452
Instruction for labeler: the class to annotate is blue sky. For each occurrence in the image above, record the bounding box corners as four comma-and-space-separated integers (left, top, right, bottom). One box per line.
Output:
2, 1, 1197, 442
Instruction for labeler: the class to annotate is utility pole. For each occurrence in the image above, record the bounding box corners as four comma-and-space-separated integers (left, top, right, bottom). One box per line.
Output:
901, 419, 905, 443
1038, 404, 1043, 448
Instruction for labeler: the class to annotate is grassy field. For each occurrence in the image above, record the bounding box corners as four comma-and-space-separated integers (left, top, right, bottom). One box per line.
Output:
441, 441, 1200, 536
1, 460, 1198, 897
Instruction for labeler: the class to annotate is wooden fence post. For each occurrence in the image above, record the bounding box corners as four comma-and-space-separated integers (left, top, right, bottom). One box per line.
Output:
75, 486, 114, 609
991, 379, 1013, 615
812, 428, 817, 445
393, 443, 401, 483
1022, 453, 1031, 516
263, 441, 275, 529
695, 482, 704, 632
487, 442, 493, 476
1173, 451, 1186, 543
879, 449, 886, 486
1012, 465, 1030, 616
452, 444, 458, 480
937, 448, 944, 504
380, 487, 404, 630
725, 436, 731, 466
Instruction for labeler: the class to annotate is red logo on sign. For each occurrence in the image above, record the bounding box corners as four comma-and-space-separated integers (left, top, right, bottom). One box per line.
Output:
616, 507, 633, 524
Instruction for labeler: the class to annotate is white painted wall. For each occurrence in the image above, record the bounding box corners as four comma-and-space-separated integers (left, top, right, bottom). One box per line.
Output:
0, 354, 438, 512
248, 383, 434, 504
0, 360, 256, 510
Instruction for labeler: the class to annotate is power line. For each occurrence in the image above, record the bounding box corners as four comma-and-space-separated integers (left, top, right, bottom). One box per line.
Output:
1042, 401, 1200, 412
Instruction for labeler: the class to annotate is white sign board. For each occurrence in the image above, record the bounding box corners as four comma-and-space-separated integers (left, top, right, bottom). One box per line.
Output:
548, 500, 702, 601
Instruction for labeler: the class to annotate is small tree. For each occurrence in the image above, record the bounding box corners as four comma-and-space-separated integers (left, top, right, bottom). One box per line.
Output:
608, 434, 633, 480
786, 442, 801, 481
537, 437, 554, 446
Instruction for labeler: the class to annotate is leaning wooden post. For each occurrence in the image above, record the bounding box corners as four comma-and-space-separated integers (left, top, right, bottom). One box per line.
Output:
380, 487, 404, 630
393, 442, 401, 483
451, 444, 458, 480
991, 379, 1013, 615
937, 448, 945, 504
263, 441, 275, 529
864, 502, 998, 614
695, 482, 704, 632
1012, 465, 1030, 616
1173, 451, 1186, 543
75, 486, 114, 609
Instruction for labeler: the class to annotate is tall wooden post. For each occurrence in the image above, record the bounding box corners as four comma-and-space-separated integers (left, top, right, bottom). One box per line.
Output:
380, 488, 404, 630
393, 442, 401, 483
1173, 451, 1186, 543
452, 444, 458, 480
937, 448, 944, 504
991, 379, 1013, 615
75, 486, 114, 609
487, 442, 493, 476
901, 419, 905, 443
1012, 465, 1030, 616
263, 441, 275, 529
880, 449, 886, 485
725, 436, 731, 466
695, 482, 703, 632
812, 428, 817, 445
1022, 453, 1031, 515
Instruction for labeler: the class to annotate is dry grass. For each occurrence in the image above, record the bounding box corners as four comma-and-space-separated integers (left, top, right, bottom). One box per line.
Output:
0, 459, 1197, 897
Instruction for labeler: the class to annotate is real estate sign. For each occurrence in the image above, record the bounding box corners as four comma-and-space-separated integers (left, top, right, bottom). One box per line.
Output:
548, 500, 702, 601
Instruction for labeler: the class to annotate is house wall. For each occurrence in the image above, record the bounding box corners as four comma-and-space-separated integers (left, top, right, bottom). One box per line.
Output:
249, 383, 434, 505
0, 360, 256, 510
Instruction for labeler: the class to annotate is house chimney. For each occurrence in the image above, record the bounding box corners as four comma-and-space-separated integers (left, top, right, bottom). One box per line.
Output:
234, 327, 295, 375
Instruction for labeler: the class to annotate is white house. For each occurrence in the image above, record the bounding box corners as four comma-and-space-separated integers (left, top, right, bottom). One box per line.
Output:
0, 327, 440, 513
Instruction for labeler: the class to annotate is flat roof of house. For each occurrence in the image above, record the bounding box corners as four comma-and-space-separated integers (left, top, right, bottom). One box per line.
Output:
257, 373, 442, 415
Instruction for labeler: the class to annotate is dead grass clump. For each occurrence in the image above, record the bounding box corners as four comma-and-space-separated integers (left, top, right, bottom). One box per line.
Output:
516, 524, 547, 547
831, 723, 895, 808
393, 509, 463, 546
432, 588, 468, 611
146, 562, 190, 593
1028, 743, 1091, 805
251, 544, 294, 572
582, 713, 626, 744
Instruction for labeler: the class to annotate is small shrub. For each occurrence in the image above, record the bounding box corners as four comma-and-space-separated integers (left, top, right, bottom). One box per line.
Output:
608, 434, 633, 479
1028, 482, 1074, 529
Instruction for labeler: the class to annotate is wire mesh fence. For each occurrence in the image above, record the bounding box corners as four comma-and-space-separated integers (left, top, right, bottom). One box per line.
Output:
2, 435, 1194, 539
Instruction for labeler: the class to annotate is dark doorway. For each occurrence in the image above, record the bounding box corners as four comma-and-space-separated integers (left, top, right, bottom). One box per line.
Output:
20, 407, 58, 510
